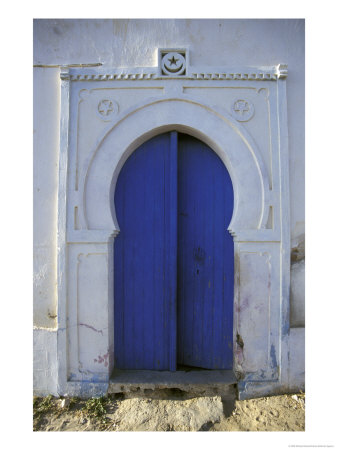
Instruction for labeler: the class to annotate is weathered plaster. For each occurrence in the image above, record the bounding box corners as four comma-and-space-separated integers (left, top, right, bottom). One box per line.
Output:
33, 19, 305, 398
33, 19, 304, 244
290, 234, 305, 327
291, 260, 305, 327
53, 57, 290, 398
33, 328, 58, 396
288, 328, 305, 392
33, 67, 60, 328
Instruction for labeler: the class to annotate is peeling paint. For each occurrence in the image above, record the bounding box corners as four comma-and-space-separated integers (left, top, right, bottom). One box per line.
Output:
235, 296, 249, 313
236, 333, 244, 348
48, 310, 57, 319
291, 235, 305, 264
94, 352, 109, 367
282, 320, 290, 337
270, 344, 277, 369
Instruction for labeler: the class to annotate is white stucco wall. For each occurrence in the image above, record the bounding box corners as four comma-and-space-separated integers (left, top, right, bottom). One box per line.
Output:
33, 19, 305, 396
33, 67, 60, 328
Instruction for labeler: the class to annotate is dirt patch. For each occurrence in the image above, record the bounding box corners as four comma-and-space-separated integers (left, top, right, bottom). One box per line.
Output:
212, 393, 305, 431
33, 392, 305, 432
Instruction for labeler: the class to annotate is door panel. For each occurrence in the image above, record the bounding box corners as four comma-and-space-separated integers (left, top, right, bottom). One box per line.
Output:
114, 131, 233, 371
177, 133, 234, 369
114, 132, 177, 370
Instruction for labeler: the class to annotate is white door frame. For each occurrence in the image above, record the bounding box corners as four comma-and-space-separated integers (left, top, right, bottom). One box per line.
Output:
57, 52, 290, 399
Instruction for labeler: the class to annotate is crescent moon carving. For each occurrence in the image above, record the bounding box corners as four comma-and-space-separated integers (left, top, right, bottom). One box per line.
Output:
163, 62, 184, 73
161, 51, 186, 76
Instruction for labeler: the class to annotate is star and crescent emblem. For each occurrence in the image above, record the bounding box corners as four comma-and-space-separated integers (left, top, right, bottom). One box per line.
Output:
161, 52, 186, 76
168, 55, 179, 66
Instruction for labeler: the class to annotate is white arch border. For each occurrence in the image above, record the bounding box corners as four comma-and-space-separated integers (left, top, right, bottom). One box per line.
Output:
83, 96, 271, 236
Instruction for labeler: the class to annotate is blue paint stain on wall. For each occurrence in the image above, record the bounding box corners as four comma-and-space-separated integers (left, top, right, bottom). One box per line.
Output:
270, 344, 277, 369
282, 320, 290, 337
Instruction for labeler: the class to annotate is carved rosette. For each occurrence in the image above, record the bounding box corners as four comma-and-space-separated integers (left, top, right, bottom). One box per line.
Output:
97, 99, 119, 121
231, 99, 255, 122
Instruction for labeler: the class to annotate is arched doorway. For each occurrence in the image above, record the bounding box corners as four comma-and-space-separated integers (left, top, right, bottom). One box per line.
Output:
113, 131, 234, 371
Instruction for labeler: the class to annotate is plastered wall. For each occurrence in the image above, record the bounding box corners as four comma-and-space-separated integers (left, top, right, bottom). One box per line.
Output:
33, 67, 60, 328
33, 18, 304, 331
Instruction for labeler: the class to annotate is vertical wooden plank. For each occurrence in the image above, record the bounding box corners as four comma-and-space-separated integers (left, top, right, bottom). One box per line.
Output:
177, 133, 234, 369
168, 131, 178, 371
114, 132, 177, 370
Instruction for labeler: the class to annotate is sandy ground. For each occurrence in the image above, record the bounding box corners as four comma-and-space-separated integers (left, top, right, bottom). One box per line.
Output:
33, 391, 305, 432
212, 393, 305, 431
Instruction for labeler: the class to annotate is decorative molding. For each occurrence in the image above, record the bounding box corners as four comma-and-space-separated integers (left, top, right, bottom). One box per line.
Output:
60, 66, 70, 80
66, 71, 281, 82
97, 99, 119, 121
67, 230, 119, 243
78, 89, 90, 101
277, 64, 288, 79
159, 49, 187, 76
62, 63, 288, 82
231, 99, 255, 122
34, 63, 103, 68
56, 53, 291, 399
75, 89, 91, 191
83, 97, 269, 232
190, 72, 279, 81
69, 72, 158, 81
256, 87, 270, 99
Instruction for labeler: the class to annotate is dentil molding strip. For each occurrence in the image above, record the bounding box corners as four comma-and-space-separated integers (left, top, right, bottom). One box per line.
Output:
61, 64, 288, 81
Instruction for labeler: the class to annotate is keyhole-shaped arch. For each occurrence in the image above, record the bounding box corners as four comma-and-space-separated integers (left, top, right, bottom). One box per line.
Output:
113, 131, 234, 370
84, 97, 270, 237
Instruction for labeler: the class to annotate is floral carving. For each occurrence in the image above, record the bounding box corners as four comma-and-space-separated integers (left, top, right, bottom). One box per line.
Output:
231, 99, 255, 122
97, 99, 118, 120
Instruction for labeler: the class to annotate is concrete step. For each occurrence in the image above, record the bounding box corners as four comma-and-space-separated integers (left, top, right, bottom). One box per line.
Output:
108, 369, 237, 400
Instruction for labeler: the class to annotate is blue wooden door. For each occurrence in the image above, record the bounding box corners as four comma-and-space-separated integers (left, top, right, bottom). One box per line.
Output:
114, 132, 233, 371
177, 134, 234, 369
114, 132, 177, 370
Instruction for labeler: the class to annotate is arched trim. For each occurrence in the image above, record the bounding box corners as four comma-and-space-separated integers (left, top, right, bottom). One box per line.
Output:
83, 96, 270, 236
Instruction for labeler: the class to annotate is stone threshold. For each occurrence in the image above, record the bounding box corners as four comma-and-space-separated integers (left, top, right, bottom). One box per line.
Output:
108, 369, 238, 399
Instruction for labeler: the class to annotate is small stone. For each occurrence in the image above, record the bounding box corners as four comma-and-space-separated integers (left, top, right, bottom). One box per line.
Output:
60, 398, 70, 408
291, 395, 298, 401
